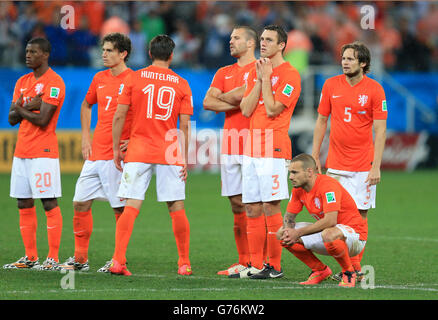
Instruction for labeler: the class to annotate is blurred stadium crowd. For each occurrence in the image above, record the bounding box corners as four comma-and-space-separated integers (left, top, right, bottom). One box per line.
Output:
0, 1, 437, 72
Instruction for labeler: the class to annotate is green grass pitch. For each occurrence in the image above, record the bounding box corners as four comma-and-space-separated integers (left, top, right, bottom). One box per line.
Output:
0, 170, 437, 300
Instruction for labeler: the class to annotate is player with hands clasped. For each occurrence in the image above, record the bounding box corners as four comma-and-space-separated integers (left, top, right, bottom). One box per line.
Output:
277, 154, 368, 287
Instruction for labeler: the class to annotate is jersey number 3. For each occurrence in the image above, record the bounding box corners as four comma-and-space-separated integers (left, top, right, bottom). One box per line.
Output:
142, 84, 175, 121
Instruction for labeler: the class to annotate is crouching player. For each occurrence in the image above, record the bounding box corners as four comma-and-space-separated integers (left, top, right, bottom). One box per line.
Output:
277, 154, 367, 287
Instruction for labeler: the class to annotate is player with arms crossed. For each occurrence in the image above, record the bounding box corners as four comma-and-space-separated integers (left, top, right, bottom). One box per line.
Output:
58, 33, 134, 272
203, 26, 257, 276
4, 37, 65, 271
311, 41, 387, 280
231, 25, 301, 279
109, 35, 193, 276
278, 154, 368, 287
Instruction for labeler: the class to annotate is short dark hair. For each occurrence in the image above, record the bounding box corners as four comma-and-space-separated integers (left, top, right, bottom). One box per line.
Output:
101, 32, 132, 62
341, 41, 371, 74
263, 24, 287, 53
291, 153, 317, 171
149, 34, 175, 62
234, 25, 258, 44
27, 37, 51, 54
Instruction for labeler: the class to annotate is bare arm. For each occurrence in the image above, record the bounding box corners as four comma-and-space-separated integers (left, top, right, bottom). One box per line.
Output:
218, 85, 246, 106
240, 80, 261, 118
276, 211, 297, 240
203, 87, 239, 112
15, 99, 57, 127
8, 93, 24, 126
281, 211, 338, 245
178, 113, 191, 182
311, 113, 329, 173
366, 119, 387, 186
112, 103, 129, 171
80, 98, 93, 160
261, 77, 286, 118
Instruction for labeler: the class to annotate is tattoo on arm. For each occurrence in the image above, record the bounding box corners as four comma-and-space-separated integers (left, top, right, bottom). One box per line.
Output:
283, 212, 296, 228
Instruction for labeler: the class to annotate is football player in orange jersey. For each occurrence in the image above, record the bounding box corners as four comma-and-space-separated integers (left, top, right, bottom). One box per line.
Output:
278, 153, 368, 287
4, 38, 65, 271
109, 35, 193, 276
58, 33, 134, 273
230, 25, 301, 279
311, 41, 387, 281
203, 26, 257, 276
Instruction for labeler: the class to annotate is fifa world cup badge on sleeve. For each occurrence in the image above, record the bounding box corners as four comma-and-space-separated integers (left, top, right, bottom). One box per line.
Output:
50, 87, 60, 99
382, 100, 387, 112
325, 192, 336, 203
282, 84, 294, 97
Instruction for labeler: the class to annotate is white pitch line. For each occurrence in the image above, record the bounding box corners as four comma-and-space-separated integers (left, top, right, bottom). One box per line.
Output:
373, 235, 438, 243
2, 284, 437, 295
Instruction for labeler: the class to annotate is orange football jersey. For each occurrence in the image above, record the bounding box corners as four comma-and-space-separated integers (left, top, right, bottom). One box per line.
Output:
85, 68, 134, 160
117, 65, 193, 165
287, 174, 367, 240
210, 61, 255, 155
318, 74, 387, 171
12, 68, 65, 159
243, 62, 301, 159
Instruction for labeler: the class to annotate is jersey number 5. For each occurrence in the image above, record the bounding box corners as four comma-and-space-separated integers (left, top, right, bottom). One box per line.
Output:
142, 84, 175, 121
344, 107, 352, 122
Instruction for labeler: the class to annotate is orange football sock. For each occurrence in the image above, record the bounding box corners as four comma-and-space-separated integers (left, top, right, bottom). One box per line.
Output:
246, 215, 266, 269
286, 243, 326, 271
352, 217, 367, 271
263, 215, 268, 264
233, 212, 249, 266
266, 213, 283, 270
170, 209, 191, 267
45, 206, 63, 262
73, 209, 93, 263
351, 246, 365, 271
19, 207, 38, 261
324, 239, 354, 272
113, 206, 139, 265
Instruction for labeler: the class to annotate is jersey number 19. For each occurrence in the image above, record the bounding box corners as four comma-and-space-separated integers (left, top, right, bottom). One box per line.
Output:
142, 84, 175, 121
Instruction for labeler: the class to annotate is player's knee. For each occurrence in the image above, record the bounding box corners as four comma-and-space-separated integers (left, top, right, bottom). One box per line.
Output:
41, 198, 58, 211
229, 195, 244, 213
245, 203, 263, 218
17, 198, 34, 209
167, 200, 184, 212
263, 200, 281, 216
321, 227, 344, 243
73, 200, 92, 212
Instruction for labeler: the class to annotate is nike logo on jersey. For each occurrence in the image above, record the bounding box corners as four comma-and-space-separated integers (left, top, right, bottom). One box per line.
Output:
98, 85, 105, 89
272, 192, 279, 196
332, 95, 342, 98
225, 76, 233, 79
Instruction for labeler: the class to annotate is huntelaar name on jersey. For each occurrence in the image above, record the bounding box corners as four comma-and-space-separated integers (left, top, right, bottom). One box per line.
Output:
140, 70, 179, 83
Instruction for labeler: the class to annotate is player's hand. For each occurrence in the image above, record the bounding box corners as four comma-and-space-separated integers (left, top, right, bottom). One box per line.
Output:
81, 139, 92, 160
276, 226, 286, 240
113, 149, 123, 172
365, 166, 380, 186
280, 227, 300, 246
256, 59, 263, 81
23, 92, 43, 111
15, 93, 24, 107
120, 139, 129, 153
313, 155, 322, 174
259, 58, 273, 80
179, 164, 188, 182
